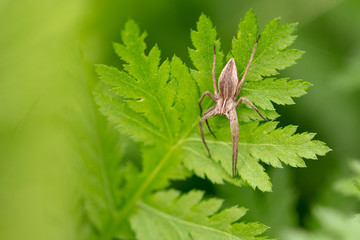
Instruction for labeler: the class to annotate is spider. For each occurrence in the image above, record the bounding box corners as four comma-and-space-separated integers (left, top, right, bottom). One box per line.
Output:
198, 35, 268, 178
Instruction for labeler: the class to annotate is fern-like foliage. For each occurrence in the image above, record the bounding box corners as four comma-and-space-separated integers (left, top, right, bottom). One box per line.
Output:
131, 189, 273, 240
93, 10, 330, 239
182, 121, 329, 191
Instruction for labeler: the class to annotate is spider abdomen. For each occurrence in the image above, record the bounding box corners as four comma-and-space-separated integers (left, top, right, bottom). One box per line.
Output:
218, 58, 239, 99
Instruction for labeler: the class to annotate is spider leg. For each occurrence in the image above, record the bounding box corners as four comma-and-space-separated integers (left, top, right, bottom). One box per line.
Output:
203, 106, 216, 139
203, 106, 215, 115
229, 108, 239, 178
199, 109, 216, 157
213, 45, 218, 96
236, 97, 268, 121
235, 35, 261, 98
198, 91, 216, 116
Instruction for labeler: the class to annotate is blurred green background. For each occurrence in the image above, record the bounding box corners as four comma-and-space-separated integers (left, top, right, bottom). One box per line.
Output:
1, 0, 359, 239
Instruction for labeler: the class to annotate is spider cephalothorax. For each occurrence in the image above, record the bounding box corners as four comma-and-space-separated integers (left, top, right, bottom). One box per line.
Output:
198, 35, 267, 178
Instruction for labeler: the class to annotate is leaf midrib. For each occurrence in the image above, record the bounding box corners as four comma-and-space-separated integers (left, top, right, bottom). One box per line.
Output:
242, 87, 300, 93
105, 103, 210, 238
105, 22, 295, 237
184, 137, 309, 148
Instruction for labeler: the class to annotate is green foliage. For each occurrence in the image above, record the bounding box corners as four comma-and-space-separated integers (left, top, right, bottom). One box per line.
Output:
183, 121, 329, 191
232, 10, 303, 82
216, 168, 298, 237
283, 160, 360, 240
334, 160, 360, 199
93, 10, 330, 239
284, 207, 360, 240
79, 118, 128, 238
131, 189, 271, 240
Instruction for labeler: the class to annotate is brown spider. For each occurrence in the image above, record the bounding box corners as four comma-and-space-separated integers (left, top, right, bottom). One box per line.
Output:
198, 35, 268, 178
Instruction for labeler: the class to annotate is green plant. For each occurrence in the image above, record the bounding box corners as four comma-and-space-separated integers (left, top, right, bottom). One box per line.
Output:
92, 10, 330, 239
283, 160, 360, 240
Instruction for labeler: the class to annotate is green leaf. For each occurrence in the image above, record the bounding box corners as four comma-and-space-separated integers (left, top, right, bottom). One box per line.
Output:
241, 78, 312, 111
170, 56, 199, 139
234, 77, 311, 122
94, 21, 198, 237
94, 91, 162, 143
217, 168, 298, 237
131, 189, 270, 240
96, 20, 176, 144
189, 13, 224, 94
78, 114, 135, 238
93, 10, 330, 238
232, 9, 304, 81
182, 121, 330, 191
